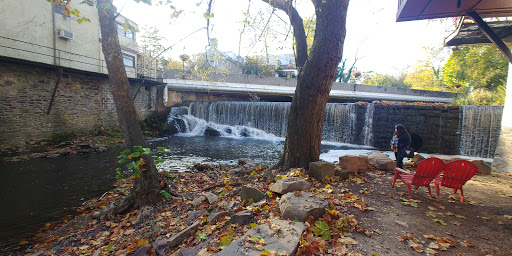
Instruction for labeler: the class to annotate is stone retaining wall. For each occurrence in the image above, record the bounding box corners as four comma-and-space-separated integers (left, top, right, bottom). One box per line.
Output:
363, 102, 461, 155
0, 59, 158, 153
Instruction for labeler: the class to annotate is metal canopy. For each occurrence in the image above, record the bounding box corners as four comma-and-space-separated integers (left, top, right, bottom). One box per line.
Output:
396, 0, 512, 22
445, 20, 512, 46
396, 0, 512, 63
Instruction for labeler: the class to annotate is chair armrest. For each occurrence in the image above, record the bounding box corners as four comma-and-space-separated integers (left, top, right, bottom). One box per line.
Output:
395, 167, 413, 175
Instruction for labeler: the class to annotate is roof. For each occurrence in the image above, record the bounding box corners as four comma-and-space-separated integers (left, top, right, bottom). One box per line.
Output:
396, 0, 512, 22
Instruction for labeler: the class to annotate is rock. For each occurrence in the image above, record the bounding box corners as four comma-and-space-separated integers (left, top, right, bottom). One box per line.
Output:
428, 154, 462, 163
133, 245, 150, 256
395, 221, 409, 228
240, 185, 266, 203
205, 192, 219, 204
30, 251, 47, 256
230, 210, 253, 225
226, 200, 240, 210
166, 220, 201, 248
185, 209, 207, 226
228, 168, 242, 176
269, 177, 311, 195
308, 161, 334, 180
92, 249, 102, 256
338, 155, 369, 173
238, 158, 247, 166
214, 220, 307, 256
192, 196, 206, 207
368, 152, 395, 171
279, 191, 328, 222
471, 160, 491, 175
135, 205, 153, 224
409, 154, 425, 166
204, 127, 221, 136
240, 128, 250, 137
153, 236, 168, 250
207, 211, 232, 223
335, 169, 351, 180
175, 242, 208, 256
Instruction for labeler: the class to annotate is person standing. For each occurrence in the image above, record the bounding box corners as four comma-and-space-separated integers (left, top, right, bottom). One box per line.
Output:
390, 124, 411, 168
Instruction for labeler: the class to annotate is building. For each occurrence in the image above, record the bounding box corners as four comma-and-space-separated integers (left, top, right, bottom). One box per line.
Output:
206, 39, 243, 74
0, 1, 162, 153
0, 0, 155, 79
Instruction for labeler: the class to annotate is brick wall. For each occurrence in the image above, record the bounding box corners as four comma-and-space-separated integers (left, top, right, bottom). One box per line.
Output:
0, 59, 158, 153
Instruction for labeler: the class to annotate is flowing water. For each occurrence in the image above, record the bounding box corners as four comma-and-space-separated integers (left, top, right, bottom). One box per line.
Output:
459, 106, 503, 158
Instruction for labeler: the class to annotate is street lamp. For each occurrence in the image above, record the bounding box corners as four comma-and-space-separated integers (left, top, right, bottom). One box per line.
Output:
179, 54, 189, 72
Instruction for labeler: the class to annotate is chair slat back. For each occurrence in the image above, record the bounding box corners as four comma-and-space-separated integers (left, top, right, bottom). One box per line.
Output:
411, 157, 445, 186
441, 160, 479, 189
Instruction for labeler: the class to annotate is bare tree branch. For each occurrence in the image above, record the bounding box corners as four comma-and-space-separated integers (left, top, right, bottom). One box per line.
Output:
259, 0, 307, 69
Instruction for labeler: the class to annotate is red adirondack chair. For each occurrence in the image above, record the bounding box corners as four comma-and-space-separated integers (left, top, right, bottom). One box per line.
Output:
392, 157, 445, 199
435, 160, 479, 203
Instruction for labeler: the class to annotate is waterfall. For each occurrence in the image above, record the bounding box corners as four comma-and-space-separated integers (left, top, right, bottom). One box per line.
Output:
459, 106, 503, 158
362, 103, 374, 146
168, 102, 503, 158
188, 101, 290, 137
169, 101, 359, 144
322, 104, 357, 144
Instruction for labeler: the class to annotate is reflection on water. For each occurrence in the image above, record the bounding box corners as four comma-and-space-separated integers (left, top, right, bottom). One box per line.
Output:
0, 150, 120, 253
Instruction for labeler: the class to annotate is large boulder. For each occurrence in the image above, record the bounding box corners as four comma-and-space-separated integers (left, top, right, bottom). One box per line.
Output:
269, 177, 311, 195
338, 155, 369, 173
428, 154, 462, 163
279, 191, 328, 222
204, 127, 221, 136
214, 220, 307, 256
309, 161, 334, 180
471, 160, 491, 175
368, 152, 395, 171
240, 185, 266, 203
205, 192, 219, 204
409, 153, 425, 166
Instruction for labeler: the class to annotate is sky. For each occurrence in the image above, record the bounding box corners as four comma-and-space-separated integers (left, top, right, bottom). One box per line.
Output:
111, 0, 455, 75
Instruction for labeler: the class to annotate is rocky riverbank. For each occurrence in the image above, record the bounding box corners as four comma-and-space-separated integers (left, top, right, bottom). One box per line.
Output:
16, 158, 512, 256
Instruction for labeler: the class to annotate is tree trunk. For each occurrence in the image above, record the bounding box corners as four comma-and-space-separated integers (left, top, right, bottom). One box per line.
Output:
97, 0, 162, 206
265, 0, 350, 170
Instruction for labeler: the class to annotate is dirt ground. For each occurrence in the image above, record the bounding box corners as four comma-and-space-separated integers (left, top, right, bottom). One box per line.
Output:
345, 170, 512, 256
20, 164, 512, 256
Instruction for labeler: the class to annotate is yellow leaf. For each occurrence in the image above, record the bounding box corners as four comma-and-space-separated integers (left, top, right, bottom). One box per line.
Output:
18, 240, 29, 245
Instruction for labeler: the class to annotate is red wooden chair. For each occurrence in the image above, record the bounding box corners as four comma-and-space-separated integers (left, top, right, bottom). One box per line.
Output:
392, 157, 445, 199
435, 160, 478, 203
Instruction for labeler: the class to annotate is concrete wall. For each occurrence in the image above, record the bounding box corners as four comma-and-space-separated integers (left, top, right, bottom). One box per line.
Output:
0, 59, 157, 154
492, 63, 512, 174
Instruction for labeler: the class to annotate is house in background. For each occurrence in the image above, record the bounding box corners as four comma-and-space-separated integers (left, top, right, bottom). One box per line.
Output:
0, 0, 155, 79
269, 54, 297, 78
206, 38, 244, 74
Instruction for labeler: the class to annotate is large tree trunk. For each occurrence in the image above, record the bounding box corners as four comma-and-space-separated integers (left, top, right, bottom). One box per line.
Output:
97, 0, 162, 206
263, 0, 349, 170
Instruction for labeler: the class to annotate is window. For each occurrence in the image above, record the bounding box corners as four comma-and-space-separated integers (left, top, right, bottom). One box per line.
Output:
117, 23, 134, 40
123, 54, 135, 67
